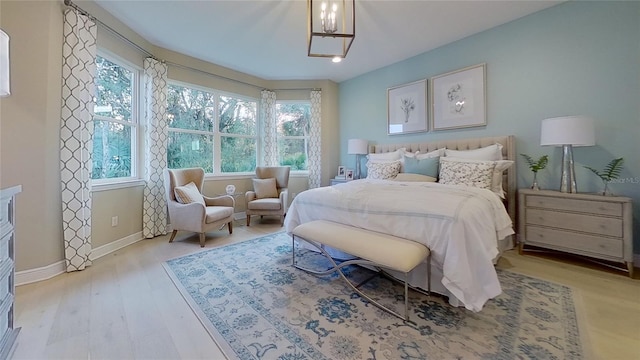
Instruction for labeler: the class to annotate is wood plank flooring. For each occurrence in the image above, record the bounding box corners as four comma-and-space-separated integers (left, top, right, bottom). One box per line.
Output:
13, 222, 640, 359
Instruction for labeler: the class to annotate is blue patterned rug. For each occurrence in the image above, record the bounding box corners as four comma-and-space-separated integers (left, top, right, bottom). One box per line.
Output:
164, 232, 586, 360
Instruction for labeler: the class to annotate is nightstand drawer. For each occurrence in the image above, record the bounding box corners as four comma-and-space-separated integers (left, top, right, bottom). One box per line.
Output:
526, 195, 622, 217
526, 226, 623, 259
525, 208, 623, 237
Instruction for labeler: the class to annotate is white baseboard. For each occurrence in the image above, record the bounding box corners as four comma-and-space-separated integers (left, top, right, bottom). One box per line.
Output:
234, 211, 246, 221
16, 231, 144, 286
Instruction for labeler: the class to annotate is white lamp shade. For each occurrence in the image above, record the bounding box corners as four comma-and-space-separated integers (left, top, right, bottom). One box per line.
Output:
347, 139, 368, 155
540, 116, 595, 147
0, 30, 9, 97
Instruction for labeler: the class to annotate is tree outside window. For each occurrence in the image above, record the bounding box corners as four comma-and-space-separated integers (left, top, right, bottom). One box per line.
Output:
92, 55, 137, 180
276, 102, 310, 171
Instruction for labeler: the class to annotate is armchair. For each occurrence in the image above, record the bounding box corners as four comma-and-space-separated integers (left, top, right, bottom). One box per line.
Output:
245, 166, 290, 226
164, 167, 235, 247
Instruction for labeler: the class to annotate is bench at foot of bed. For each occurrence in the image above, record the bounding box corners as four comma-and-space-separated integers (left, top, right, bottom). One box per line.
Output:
291, 219, 430, 322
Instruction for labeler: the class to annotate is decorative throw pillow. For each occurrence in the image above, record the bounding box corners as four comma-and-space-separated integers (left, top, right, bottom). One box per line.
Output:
253, 178, 279, 199
405, 148, 445, 160
438, 157, 495, 190
443, 157, 514, 198
366, 160, 401, 180
393, 173, 437, 182
444, 143, 503, 161
403, 156, 440, 178
174, 182, 205, 205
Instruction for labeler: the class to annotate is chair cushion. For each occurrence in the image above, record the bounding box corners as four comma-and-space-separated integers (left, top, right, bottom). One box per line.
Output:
205, 206, 234, 224
253, 178, 278, 199
174, 182, 205, 205
247, 198, 282, 211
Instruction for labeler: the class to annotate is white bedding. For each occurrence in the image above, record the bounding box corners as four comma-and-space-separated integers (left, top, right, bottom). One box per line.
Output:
284, 179, 514, 312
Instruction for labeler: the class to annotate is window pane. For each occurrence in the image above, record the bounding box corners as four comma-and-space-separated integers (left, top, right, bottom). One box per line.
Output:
92, 120, 132, 179
167, 85, 215, 132
219, 96, 257, 135
276, 103, 310, 136
95, 56, 133, 122
221, 136, 256, 173
278, 138, 308, 170
167, 132, 214, 172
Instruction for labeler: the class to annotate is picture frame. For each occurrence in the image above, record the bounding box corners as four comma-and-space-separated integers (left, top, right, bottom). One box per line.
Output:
430, 63, 486, 131
387, 79, 428, 135
337, 165, 346, 179
345, 169, 354, 180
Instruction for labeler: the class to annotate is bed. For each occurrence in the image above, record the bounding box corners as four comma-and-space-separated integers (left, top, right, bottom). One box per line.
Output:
284, 135, 516, 312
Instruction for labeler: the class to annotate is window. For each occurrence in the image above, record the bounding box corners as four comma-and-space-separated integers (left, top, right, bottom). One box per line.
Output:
276, 102, 310, 170
92, 55, 139, 180
167, 82, 258, 173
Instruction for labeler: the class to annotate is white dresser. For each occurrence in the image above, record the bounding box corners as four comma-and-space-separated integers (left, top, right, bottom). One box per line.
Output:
518, 189, 633, 277
0, 185, 21, 359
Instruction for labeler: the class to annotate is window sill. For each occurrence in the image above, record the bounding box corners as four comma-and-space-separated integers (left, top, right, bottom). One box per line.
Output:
91, 179, 145, 192
204, 171, 309, 181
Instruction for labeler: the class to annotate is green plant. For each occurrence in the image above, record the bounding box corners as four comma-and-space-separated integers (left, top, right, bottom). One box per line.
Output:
520, 154, 549, 173
584, 158, 624, 195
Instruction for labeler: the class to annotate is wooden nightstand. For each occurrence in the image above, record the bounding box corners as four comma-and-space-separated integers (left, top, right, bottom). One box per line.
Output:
518, 189, 633, 277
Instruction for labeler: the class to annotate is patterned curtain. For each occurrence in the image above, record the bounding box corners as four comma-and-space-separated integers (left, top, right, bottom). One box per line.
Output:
308, 90, 322, 188
60, 9, 97, 272
261, 90, 278, 166
142, 58, 169, 238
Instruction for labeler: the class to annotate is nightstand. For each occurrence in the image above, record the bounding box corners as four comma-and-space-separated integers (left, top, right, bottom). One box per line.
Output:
330, 178, 349, 185
518, 189, 633, 277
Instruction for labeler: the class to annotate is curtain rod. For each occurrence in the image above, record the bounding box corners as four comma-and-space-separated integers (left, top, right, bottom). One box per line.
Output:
63, 0, 321, 93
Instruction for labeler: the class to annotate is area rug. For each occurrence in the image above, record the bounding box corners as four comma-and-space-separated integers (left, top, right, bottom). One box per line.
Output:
164, 232, 586, 360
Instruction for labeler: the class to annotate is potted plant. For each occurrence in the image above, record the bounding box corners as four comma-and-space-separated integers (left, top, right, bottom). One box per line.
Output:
520, 154, 548, 190
584, 158, 624, 196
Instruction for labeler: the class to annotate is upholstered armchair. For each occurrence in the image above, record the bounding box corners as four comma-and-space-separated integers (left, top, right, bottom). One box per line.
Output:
245, 166, 290, 226
164, 167, 235, 247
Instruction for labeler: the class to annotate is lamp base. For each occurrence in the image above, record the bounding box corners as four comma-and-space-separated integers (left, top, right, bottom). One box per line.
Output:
560, 144, 577, 193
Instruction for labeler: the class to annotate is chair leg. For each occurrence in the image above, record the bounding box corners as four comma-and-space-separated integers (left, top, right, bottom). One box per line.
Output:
246, 215, 251, 226
199, 233, 206, 247
228, 221, 233, 234
169, 230, 178, 243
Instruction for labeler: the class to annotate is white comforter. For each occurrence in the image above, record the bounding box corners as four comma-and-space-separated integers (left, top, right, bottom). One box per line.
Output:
284, 179, 514, 312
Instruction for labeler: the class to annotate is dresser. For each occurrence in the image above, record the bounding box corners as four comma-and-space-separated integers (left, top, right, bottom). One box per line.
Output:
518, 189, 633, 277
0, 185, 21, 359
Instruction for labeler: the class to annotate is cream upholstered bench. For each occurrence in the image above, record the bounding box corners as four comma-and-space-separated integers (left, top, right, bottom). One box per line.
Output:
291, 220, 430, 321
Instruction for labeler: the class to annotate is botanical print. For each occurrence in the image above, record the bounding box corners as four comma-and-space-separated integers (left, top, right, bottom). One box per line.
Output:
431, 64, 486, 131
400, 97, 416, 123
447, 83, 465, 115
387, 79, 427, 134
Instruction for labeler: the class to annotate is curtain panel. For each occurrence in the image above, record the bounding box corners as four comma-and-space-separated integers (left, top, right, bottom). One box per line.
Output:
142, 58, 169, 238
308, 90, 322, 188
260, 90, 278, 166
60, 9, 97, 272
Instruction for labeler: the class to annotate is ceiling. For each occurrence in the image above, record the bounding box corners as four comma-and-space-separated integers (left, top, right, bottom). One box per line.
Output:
93, 0, 562, 83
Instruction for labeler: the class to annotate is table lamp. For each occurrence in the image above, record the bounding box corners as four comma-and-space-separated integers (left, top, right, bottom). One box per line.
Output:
540, 116, 595, 193
347, 139, 368, 179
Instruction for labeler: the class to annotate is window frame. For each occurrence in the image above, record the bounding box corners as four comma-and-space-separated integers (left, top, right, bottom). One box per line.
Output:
166, 80, 259, 176
91, 50, 143, 190
275, 100, 311, 174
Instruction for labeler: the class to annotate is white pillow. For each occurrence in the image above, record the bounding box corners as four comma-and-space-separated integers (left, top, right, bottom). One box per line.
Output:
367, 148, 405, 162
366, 160, 401, 180
438, 157, 495, 190
174, 182, 205, 205
405, 148, 445, 160
393, 173, 437, 182
444, 143, 503, 161
440, 157, 513, 197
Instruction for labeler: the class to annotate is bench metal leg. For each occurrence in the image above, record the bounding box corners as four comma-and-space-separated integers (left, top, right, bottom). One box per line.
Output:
292, 234, 423, 322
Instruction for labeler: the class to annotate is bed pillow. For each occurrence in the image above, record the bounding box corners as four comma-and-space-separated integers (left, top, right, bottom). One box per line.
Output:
444, 143, 503, 161
367, 148, 405, 162
393, 173, 437, 182
403, 156, 439, 178
438, 157, 495, 190
366, 160, 401, 180
404, 148, 445, 160
174, 182, 205, 205
253, 178, 279, 199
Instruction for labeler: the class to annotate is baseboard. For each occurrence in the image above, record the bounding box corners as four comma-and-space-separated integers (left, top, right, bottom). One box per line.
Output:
234, 211, 246, 221
16, 231, 144, 286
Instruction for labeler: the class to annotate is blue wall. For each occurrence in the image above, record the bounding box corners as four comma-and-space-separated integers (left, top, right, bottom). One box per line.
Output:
339, 1, 640, 252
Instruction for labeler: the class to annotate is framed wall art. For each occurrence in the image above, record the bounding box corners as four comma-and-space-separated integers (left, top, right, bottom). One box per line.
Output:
430, 63, 486, 131
387, 79, 428, 135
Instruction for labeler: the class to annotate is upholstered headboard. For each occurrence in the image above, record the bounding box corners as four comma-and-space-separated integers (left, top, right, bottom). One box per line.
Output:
371, 135, 516, 226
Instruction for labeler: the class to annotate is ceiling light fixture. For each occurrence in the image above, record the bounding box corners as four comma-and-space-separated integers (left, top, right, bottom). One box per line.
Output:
307, 0, 355, 59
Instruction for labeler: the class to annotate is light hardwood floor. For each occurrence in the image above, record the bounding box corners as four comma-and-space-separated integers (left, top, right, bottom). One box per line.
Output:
13, 223, 640, 359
